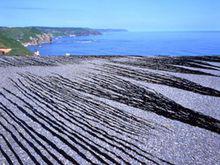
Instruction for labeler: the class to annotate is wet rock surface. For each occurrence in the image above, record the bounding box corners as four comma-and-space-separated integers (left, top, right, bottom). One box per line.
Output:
0, 55, 220, 164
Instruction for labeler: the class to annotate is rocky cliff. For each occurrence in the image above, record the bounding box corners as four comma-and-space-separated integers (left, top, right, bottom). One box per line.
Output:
23, 33, 53, 46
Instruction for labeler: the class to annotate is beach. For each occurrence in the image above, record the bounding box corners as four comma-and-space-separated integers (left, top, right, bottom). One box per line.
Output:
0, 55, 220, 164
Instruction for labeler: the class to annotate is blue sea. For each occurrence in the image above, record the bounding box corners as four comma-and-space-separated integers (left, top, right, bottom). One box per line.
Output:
28, 31, 220, 56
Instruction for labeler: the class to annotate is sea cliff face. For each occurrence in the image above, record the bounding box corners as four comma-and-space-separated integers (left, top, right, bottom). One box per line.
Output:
23, 30, 101, 46
23, 33, 53, 47
0, 27, 103, 49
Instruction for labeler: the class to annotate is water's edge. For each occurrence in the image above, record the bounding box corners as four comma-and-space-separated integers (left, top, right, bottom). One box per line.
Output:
28, 31, 220, 56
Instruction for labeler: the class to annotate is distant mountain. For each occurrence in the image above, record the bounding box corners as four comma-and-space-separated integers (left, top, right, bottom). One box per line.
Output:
96, 29, 128, 33
35, 27, 102, 36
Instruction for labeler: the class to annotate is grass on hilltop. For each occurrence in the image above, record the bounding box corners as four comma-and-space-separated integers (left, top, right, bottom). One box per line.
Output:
0, 32, 32, 56
0, 27, 42, 43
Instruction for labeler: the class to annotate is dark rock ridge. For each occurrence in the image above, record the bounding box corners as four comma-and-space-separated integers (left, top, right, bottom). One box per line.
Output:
0, 55, 220, 164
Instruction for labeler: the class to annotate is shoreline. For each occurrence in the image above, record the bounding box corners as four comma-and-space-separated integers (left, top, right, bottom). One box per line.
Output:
25, 30, 220, 56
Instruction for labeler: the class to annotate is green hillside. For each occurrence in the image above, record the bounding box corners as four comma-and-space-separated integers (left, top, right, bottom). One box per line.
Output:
35, 27, 102, 36
0, 32, 31, 56
0, 27, 42, 43
0, 26, 104, 56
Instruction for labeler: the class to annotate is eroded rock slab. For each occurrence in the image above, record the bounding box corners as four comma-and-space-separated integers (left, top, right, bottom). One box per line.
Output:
0, 55, 220, 164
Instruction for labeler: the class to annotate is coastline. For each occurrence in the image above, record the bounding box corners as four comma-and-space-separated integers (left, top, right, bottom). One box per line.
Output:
0, 55, 220, 164
26, 31, 220, 56
22, 33, 53, 47
0, 26, 108, 55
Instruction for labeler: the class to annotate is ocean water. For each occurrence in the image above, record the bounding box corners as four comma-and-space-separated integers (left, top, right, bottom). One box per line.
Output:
28, 31, 220, 56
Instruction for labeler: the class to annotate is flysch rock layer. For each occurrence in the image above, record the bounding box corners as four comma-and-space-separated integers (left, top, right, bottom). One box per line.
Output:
0, 55, 220, 164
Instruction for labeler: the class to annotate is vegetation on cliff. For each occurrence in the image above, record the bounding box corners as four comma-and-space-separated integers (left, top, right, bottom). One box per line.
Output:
36, 27, 102, 36
0, 32, 31, 56
0, 26, 126, 56
0, 27, 43, 43
0, 27, 100, 56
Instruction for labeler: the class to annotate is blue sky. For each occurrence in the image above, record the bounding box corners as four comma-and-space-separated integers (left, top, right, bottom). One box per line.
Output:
0, 0, 220, 31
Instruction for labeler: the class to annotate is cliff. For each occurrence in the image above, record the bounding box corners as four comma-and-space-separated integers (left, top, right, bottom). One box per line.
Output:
23, 33, 53, 46
0, 27, 102, 55
0, 27, 102, 47
0, 26, 126, 56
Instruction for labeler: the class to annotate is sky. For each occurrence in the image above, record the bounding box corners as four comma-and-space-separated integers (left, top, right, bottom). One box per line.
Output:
0, 0, 220, 31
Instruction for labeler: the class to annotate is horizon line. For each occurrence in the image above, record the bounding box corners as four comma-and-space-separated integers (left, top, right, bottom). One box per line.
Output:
1, 26, 220, 32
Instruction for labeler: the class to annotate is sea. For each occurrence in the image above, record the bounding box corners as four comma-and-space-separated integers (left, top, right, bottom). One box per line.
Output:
28, 31, 220, 56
